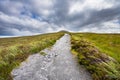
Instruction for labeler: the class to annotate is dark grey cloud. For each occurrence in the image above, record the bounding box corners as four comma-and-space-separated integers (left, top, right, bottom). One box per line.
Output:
0, 27, 13, 35
0, 0, 120, 36
74, 6, 120, 27
48, 0, 120, 31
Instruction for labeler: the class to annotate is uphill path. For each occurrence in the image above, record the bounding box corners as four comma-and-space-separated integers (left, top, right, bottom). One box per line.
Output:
11, 34, 92, 80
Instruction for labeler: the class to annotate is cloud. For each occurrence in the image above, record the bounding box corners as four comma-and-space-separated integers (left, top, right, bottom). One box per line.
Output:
0, 12, 59, 35
0, 0, 120, 36
80, 20, 120, 33
0, 0, 24, 16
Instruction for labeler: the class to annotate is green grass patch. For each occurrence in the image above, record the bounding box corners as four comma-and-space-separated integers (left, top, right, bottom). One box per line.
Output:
0, 32, 64, 80
40, 51, 47, 56
71, 33, 120, 80
72, 33, 120, 63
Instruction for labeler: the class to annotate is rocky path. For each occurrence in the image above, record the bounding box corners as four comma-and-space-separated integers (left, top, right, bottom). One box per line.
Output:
11, 34, 92, 80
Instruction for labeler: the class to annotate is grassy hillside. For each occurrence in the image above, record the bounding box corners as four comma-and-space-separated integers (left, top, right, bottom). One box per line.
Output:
0, 32, 64, 80
71, 33, 120, 80
0, 32, 120, 80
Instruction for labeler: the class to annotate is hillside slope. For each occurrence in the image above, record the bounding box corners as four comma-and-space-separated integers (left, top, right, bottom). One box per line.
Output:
0, 32, 120, 80
11, 34, 92, 80
0, 32, 64, 80
71, 33, 120, 80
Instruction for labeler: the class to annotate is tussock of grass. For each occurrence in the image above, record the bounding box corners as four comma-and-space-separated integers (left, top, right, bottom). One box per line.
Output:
40, 52, 47, 56
71, 33, 120, 80
75, 33, 120, 63
0, 32, 64, 80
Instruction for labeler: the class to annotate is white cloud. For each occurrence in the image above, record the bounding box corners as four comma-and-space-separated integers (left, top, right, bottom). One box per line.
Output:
0, 12, 50, 29
102, 20, 120, 28
25, 0, 54, 17
69, 0, 114, 14
81, 20, 120, 33
10, 28, 34, 36
85, 0, 114, 10
69, 1, 83, 14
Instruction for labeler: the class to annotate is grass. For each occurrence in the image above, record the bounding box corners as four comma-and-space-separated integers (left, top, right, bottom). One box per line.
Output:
71, 33, 120, 80
77, 33, 120, 63
0, 32, 64, 80
40, 51, 47, 56
1, 31, 120, 80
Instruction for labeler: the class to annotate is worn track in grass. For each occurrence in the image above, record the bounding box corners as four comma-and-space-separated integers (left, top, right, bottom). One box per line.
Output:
11, 34, 92, 80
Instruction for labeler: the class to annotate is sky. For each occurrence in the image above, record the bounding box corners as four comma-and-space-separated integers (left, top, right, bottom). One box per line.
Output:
0, 0, 120, 36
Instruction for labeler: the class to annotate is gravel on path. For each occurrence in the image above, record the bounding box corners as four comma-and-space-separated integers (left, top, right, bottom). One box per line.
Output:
11, 34, 92, 80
